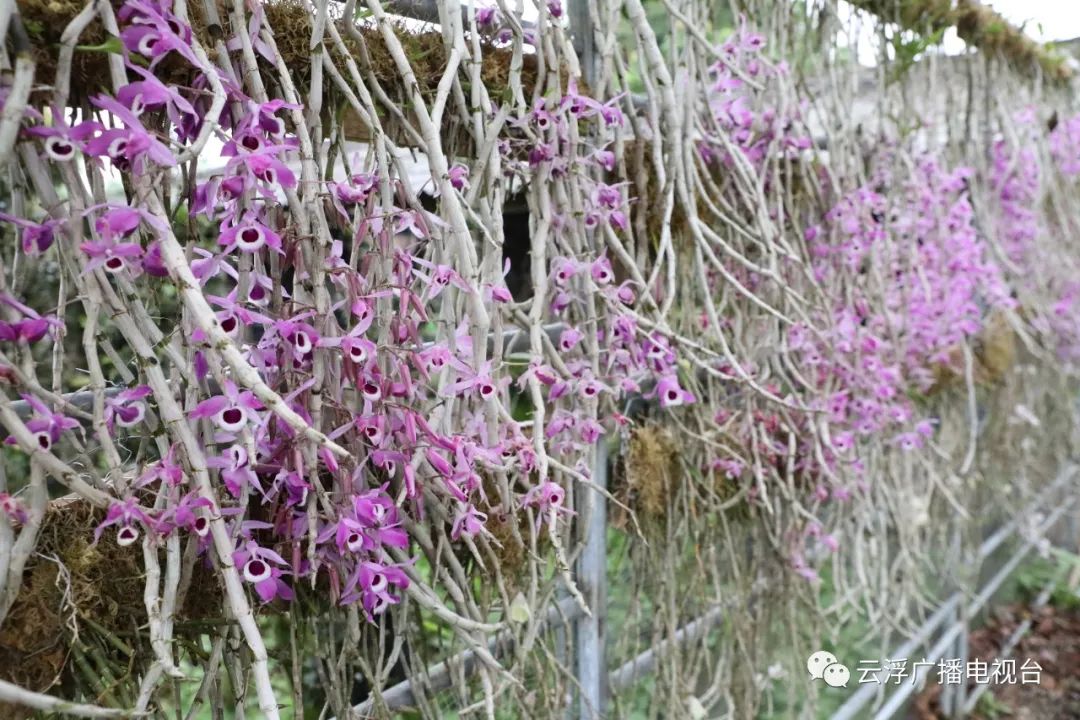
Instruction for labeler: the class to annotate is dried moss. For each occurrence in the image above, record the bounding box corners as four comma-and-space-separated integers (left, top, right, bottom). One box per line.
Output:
16, 0, 215, 102
16, 0, 550, 152
612, 426, 679, 525
929, 308, 1018, 393
0, 498, 223, 702
847, 0, 1071, 82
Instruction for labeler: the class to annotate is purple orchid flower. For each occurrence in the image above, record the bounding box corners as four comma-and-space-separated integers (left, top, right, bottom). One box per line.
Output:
81, 95, 177, 170
208, 445, 265, 499
353, 489, 409, 550
342, 560, 410, 618
233, 541, 293, 603
189, 380, 264, 433
118, 0, 200, 67
451, 503, 487, 540
267, 313, 322, 363
104, 385, 152, 430
94, 497, 159, 547
116, 65, 197, 127
558, 327, 584, 353
24, 112, 79, 162
654, 375, 696, 408
412, 256, 473, 301
0, 493, 28, 525
223, 142, 298, 193
0, 213, 65, 255
158, 492, 213, 536
591, 256, 615, 285
219, 213, 284, 254
190, 247, 239, 285
79, 237, 144, 275
6, 394, 80, 451
203, 291, 272, 339
135, 444, 186, 488
447, 164, 469, 190
443, 361, 499, 401
141, 241, 170, 277
522, 481, 572, 529
192, 175, 249, 219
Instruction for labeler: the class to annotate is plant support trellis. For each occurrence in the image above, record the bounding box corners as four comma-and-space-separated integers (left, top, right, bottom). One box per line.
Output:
3, 0, 1080, 718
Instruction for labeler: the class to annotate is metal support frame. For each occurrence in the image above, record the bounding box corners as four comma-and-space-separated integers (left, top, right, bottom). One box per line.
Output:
576, 438, 609, 718
832, 465, 1079, 720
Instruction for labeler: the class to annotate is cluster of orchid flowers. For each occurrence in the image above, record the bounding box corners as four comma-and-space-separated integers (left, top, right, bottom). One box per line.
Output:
991, 109, 1080, 362
8, 0, 1080, 617
801, 159, 1011, 462
700, 23, 811, 169
0, 0, 702, 615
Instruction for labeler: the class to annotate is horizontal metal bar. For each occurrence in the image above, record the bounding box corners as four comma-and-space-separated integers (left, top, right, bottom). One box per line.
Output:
608, 606, 724, 692
960, 569, 1061, 715
829, 468, 1075, 720
832, 463, 1077, 720
346, 594, 586, 717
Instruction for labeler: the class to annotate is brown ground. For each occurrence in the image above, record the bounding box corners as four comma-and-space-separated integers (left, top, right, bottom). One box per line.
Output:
912, 603, 1080, 720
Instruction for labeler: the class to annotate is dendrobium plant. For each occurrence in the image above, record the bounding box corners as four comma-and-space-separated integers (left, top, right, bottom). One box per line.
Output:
2, 2, 1078, 716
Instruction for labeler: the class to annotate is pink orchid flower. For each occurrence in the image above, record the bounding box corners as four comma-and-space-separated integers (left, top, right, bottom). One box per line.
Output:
94, 497, 158, 547
189, 380, 264, 433
104, 385, 153, 430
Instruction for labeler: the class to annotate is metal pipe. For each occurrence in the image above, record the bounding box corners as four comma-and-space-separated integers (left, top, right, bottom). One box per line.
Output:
577, 438, 610, 718
346, 595, 586, 717
608, 606, 724, 692
831, 476, 1076, 720
832, 464, 1077, 720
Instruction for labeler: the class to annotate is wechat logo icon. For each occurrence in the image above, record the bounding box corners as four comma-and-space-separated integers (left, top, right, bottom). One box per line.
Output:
808, 650, 850, 688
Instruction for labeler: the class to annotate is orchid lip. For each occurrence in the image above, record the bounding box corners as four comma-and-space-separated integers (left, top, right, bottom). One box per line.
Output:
104, 257, 126, 273
36, 432, 51, 450
346, 533, 363, 551
236, 226, 265, 252
116, 402, 146, 428
107, 138, 129, 158
229, 445, 248, 467
45, 137, 75, 161
193, 517, 210, 537
117, 525, 139, 546
137, 34, 157, 55
216, 407, 246, 432
244, 559, 271, 583
369, 573, 388, 594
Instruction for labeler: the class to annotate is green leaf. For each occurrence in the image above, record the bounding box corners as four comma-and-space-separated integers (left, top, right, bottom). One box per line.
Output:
74, 36, 124, 55
508, 592, 530, 624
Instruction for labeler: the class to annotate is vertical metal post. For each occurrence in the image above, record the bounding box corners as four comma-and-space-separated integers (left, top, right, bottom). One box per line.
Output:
570, 0, 597, 89
569, 0, 603, 713
577, 438, 609, 719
